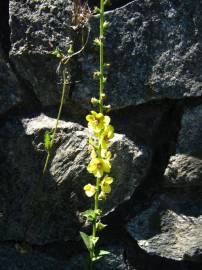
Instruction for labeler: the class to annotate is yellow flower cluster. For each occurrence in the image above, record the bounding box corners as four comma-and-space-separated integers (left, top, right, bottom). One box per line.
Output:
84, 111, 114, 199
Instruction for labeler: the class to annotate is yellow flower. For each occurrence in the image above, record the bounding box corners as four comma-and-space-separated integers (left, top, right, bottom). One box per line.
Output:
100, 125, 114, 149
84, 184, 96, 197
87, 157, 111, 178
90, 148, 97, 159
86, 111, 110, 133
100, 175, 113, 193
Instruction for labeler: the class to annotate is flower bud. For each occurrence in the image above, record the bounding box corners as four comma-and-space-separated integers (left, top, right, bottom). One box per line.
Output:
103, 21, 110, 29
91, 97, 99, 105
94, 38, 101, 47
104, 104, 111, 112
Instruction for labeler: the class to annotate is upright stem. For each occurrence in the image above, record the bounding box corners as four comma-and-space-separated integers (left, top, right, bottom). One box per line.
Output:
89, 1, 105, 268
99, 0, 104, 113
43, 67, 67, 174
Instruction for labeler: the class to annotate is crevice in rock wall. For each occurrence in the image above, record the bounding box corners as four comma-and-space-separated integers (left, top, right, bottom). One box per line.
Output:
0, 0, 11, 57
0, 61, 42, 122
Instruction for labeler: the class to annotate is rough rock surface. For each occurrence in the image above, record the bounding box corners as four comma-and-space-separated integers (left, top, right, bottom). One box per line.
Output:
9, 0, 73, 106
164, 105, 202, 187
164, 154, 202, 187
0, 114, 151, 244
0, 44, 22, 115
9, 0, 202, 109
74, 0, 202, 109
0, 245, 68, 270
127, 191, 202, 262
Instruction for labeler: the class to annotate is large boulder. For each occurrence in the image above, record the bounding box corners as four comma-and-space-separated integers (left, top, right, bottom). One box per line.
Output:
10, 0, 202, 109
127, 191, 202, 262
0, 114, 151, 244
164, 105, 202, 187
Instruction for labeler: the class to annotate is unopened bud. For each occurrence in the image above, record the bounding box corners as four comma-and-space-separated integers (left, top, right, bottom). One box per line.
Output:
94, 38, 101, 47
104, 63, 111, 68
67, 44, 73, 55
93, 6, 100, 14
104, 104, 111, 112
101, 93, 106, 100
93, 71, 101, 79
103, 21, 110, 29
91, 97, 99, 105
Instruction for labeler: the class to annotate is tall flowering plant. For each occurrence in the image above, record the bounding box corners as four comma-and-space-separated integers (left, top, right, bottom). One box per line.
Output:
80, 0, 114, 269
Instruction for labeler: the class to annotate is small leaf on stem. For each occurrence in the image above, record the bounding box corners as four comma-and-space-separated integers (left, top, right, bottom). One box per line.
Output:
44, 131, 51, 152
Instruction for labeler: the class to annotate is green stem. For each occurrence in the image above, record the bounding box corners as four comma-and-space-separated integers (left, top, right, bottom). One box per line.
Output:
99, 0, 104, 113
89, 1, 105, 269
43, 67, 67, 174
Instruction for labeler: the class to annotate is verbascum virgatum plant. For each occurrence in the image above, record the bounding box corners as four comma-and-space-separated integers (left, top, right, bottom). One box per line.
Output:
80, 0, 114, 269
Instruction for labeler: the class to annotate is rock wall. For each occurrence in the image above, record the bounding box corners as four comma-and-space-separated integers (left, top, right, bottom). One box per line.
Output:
0, 0, 202, 269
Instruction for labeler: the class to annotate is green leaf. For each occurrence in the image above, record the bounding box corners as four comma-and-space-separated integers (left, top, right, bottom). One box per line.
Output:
80, 232, 99, 252
80, 232, 91, 251
99, 250, 110, 256
92, 249, 110, 261
44, 131, 51, 151
81, 209, 96, 221
81, 209, 102, 221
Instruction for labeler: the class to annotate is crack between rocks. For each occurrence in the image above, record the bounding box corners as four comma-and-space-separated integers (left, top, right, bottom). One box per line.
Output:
0, 58, 42, 123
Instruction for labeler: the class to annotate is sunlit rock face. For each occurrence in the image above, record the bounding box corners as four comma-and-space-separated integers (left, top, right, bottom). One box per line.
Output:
0, 114, 151, 245
127, 191, 202, 261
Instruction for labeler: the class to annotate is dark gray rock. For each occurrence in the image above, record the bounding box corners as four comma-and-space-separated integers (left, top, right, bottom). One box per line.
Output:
0, 245, 68, 270
177, 105, 202, 158
127, 191, 202, 262
10, 0, 202, 109
164, 105, 202, 187
0, 114, 151, 244
74, 0, 202, 108
9, 0, 73, 106
0, 244, 127, 270
0, 44, 22, 115
164, 154, 202, 187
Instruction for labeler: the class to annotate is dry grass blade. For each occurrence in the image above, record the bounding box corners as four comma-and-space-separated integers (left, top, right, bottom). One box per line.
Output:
72, 0, 92, 30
